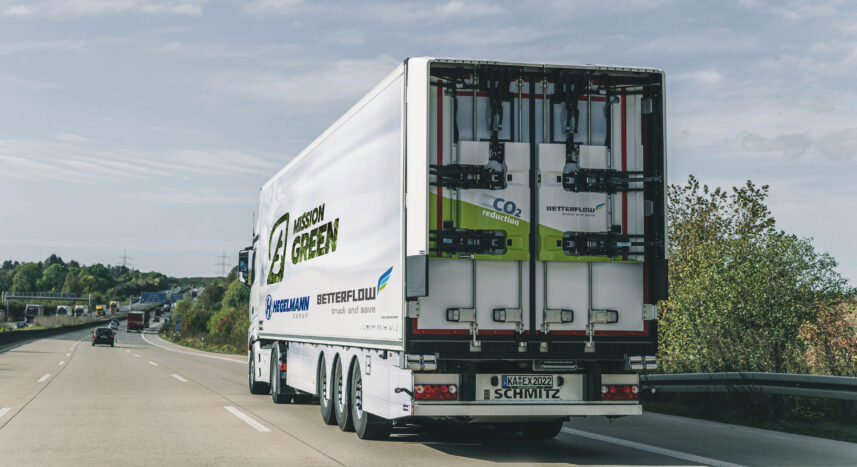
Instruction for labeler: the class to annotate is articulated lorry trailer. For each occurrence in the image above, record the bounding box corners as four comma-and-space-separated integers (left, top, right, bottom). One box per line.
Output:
239, 57, 667, 440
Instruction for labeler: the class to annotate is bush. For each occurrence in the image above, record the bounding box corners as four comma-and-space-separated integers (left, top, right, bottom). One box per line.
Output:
659, 176, 853, 374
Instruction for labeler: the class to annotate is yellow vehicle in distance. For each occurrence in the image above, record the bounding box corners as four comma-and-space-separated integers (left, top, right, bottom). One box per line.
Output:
95, 305, 106, 317
109, 301, 119, 314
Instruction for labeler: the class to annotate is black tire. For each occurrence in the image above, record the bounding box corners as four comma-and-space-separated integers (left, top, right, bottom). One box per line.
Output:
91, 341, 95, 346
351, 361, 392, 440
271, 346, 291, 404
248, 345, 270, 395
520, 420, 564, 439
333, 358, 354, 432
110, 342, 114, 347
318, 357, 337, 425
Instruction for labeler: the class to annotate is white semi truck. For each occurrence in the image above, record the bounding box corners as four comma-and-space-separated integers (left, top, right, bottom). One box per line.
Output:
239, 57, 667, 440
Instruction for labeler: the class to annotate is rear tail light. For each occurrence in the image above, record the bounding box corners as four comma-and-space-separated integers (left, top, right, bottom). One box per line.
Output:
600, 384, 640, 400
279, 363, 287, 372
413, 384, 458, 401
93, 333, 97, 338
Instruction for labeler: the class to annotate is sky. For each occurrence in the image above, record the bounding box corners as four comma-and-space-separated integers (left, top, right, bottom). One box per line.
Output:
0, 0, 855, 284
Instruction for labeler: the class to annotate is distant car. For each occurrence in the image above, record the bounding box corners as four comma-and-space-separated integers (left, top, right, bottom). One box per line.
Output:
91, 327, 115, 347
109, 320, 119, 330
152, 316, 160, 323
13, 321, 29, 329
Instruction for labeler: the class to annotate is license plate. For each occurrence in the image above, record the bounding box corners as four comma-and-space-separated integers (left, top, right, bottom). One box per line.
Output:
502, 375, 553, 388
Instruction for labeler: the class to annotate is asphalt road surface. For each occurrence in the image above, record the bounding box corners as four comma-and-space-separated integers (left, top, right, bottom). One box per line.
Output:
1, 325, 856, 467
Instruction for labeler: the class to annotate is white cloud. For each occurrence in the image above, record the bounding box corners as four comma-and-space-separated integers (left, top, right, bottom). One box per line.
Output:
3, 4, 30, 16
244, 0, 303, 15
0, 72, 63, 90
631, 28, 758, 55
0, 0, 205, 19
738, 0, 843, 20
742, 128, 857, 161
207, 55, 401, 106
134, 188, 254, 205
56, 132, 87, 142
0, 39, 94, 55
674, 70, 723, 85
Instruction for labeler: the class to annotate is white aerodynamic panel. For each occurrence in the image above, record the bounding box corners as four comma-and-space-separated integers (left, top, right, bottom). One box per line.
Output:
255, 68, 406, 349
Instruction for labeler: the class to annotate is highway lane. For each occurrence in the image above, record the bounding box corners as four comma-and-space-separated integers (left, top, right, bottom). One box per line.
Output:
1, 325, 856, 467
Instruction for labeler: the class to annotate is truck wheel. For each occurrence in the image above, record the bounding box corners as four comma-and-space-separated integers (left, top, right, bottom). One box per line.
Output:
351, 361, 392, 440
248, 346, 270, 395
270, 347, 291, 404
520, 419, 564, 439
318, 357, 337, 425
333, 358, 354, 432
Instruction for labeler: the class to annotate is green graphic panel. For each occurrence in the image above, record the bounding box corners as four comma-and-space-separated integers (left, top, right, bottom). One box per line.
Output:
430, 192, 529, 261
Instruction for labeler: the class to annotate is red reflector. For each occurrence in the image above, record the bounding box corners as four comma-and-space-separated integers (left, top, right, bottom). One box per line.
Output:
413, 384, 458, 401
279, 363, 287, 372
601, 385, 639, 400
93, 333, 97, 338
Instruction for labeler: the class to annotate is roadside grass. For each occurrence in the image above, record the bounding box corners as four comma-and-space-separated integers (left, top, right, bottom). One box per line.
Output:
158, 325, 243, 355
643, 392, 857, 443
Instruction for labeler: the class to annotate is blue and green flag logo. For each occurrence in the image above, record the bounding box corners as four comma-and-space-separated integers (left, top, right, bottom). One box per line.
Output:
377, 267, 393, 292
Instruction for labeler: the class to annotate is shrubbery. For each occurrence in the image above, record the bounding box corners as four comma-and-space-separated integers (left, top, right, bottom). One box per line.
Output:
164, 270, 248, 353
660, 175, 855, 375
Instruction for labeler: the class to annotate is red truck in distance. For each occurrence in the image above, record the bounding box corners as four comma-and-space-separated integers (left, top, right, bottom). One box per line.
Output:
127, 311, 146, 332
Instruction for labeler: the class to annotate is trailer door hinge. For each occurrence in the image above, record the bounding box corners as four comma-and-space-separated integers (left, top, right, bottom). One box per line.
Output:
407, 300, 421, 318
642, 304, 658, 320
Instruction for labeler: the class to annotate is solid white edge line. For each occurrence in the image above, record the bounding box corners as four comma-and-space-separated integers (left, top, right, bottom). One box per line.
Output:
224, 406, 271, 433
171, 373, 188, 383
38, 374, 51, 383
560, 427, 747, 467
149, 361, 158, 366
0, 407, 10, 419
141, 332, 244, 364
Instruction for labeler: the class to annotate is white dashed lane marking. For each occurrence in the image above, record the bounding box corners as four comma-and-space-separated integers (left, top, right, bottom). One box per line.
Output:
224, 406, 271, 433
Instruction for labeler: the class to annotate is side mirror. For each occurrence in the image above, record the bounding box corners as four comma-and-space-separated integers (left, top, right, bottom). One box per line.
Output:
238, 249, 250, 285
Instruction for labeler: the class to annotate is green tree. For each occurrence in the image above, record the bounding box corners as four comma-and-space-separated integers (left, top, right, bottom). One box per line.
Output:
0, 270, 12, 292
11, 263, 41, 292
222, 281, 249, 309
44, 254, 64, 267
37, 264, 67, 292
198, 283, 226, 310
659, 176, 852, 374
62, 269, 83, 294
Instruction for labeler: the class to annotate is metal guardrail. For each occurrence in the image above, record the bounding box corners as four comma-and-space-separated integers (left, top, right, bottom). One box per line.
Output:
641, 372, 857, 401
2, 291, 90, 299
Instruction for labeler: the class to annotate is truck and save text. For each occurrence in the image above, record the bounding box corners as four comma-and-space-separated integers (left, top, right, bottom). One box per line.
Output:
238, 58, 667, 440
